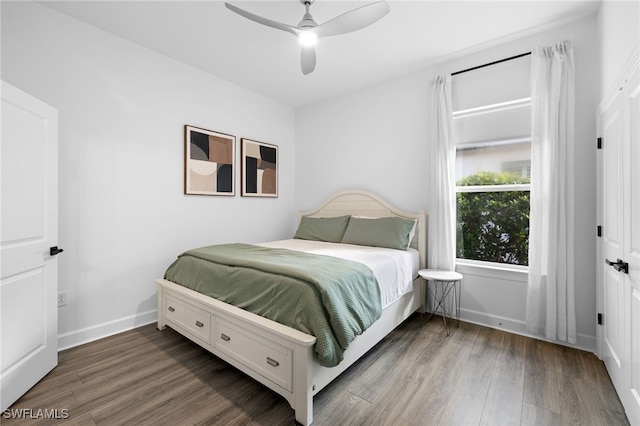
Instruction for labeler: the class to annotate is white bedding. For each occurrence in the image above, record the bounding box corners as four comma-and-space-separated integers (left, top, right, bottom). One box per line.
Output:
258, 239, 419, 309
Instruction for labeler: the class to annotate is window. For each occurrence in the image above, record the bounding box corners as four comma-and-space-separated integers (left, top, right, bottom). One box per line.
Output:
452, 56, 531, 266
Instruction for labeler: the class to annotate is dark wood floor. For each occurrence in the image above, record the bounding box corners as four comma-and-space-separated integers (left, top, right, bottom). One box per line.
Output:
5, 315, 629, 425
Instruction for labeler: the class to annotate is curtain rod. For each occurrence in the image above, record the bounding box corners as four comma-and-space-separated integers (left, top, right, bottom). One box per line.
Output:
451, 52, 531, 76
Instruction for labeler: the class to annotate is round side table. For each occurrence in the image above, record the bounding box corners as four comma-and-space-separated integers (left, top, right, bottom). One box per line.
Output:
418, 269, 463, 336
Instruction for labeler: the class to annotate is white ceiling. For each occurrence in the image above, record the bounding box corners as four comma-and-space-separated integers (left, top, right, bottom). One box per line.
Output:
40, 0, 600, 107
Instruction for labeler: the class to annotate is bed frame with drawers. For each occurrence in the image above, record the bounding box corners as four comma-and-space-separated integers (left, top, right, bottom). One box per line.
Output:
156, 190, 427, 425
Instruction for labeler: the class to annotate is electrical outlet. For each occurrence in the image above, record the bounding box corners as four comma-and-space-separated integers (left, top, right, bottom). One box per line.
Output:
57, 291, 67, 307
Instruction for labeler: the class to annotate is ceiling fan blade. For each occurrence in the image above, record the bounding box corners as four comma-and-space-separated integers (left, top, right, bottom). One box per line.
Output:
225, 2, 300, 37
315, 1, 390, 38
301, 45, 317, 75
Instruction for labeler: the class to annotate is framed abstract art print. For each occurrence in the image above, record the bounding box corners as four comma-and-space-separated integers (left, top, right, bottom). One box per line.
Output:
184, 125, 235, 196
241, 138, 278, 197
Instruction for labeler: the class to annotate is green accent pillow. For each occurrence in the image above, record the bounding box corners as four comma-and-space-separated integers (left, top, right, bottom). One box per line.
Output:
294, 215, 351, 243
341, 217, 416, 250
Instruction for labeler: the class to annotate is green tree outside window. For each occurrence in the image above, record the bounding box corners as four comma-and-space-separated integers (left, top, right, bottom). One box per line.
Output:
456, 171, 530, 265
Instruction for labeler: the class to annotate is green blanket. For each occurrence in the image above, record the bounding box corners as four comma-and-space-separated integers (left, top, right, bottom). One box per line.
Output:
164, 243, 382, 367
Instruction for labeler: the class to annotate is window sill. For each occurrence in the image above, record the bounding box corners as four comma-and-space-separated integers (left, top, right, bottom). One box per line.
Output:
455, 259, 528, 283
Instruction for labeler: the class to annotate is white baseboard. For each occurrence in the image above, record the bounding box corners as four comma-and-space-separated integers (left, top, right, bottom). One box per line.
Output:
57, 309, 158, 351
461, 308, 596, 354
57, 307, 596, 356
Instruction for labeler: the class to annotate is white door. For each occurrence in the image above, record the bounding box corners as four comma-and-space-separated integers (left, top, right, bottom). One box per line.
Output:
601, 77, 626, 405
1, 81, 60, 411
599, 62, 640, 425
622, 63, 640, 426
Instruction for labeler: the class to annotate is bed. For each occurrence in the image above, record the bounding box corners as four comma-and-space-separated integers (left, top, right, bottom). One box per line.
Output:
155, 190, 427, 425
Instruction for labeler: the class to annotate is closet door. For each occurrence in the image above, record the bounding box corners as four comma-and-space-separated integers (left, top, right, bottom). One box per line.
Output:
599, 61, 639, 426
622, 64, 639, 426
600, 73, 626, 413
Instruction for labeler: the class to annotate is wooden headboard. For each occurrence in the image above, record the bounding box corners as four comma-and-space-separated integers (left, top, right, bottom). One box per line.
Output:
298, 190, 427, 269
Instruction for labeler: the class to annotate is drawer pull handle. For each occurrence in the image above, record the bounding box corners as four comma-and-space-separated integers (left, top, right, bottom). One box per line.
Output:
220, 333, 231, 342
195, 320, 204, 328
168, 306, 175, 312
266, 357, 279, 367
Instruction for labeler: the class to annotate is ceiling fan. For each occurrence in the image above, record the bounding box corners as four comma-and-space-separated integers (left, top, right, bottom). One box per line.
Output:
225, 0, 390, 75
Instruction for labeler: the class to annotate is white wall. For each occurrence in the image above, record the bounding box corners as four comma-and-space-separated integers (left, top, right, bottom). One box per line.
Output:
1, 1, 295, 348
296, 15, 599, 351
294, 70, 430, 215
598, 0, 640, 99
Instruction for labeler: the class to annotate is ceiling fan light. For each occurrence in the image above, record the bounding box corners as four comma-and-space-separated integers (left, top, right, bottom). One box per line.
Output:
298, 31, 318, 47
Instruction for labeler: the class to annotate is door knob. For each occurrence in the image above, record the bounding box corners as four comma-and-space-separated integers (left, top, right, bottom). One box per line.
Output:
605, 258, 629, 274
50, 246, 64, 256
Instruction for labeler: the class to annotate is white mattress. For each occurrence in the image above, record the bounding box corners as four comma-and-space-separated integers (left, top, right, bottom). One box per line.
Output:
258, 239, 419, 309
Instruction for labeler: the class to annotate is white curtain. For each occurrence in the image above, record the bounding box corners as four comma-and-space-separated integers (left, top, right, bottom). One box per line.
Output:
526, 40, 576, 343
428, 75, 456, 271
